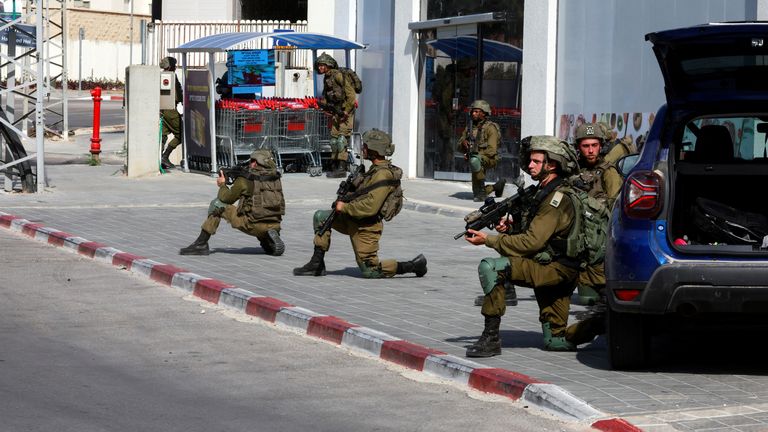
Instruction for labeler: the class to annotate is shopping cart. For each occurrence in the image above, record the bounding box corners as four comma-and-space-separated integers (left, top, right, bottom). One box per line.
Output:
268, 108, 323, 176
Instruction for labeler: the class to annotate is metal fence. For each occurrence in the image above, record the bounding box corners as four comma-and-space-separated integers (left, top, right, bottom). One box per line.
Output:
147, 20, 311, 68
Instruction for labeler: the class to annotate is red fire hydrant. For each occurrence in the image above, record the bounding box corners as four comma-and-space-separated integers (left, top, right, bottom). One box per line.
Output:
90, 86, 102, 162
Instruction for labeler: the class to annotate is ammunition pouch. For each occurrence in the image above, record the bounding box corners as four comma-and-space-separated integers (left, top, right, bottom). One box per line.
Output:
478, 257, 510, 295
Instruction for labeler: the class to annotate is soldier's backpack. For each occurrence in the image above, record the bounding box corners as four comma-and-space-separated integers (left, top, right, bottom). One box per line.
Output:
561, 184, 611, 266
339, 67, 363, 94
379, 165, 403, 221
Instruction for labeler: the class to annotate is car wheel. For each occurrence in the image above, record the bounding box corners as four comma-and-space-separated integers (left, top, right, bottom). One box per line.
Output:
607, 308, 649, 370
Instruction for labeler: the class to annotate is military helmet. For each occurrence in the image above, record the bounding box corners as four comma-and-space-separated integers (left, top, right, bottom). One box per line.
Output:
362, 128, 394, 157
250, 149, 276, 169
469, 99, 491, 116
314, 53, 338, 71
520, 135, 579, 176
159, 56, 177, 70
574, 123, 605, 143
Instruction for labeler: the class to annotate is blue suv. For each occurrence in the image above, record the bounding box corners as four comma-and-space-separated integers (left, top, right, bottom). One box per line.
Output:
606, 23, 768, 369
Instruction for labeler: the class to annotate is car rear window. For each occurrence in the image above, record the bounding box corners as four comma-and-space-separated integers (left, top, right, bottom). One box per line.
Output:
681, 55, 768, 76
678, 116, 768, 162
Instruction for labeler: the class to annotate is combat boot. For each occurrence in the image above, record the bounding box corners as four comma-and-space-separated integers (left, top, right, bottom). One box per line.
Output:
542, 322, 576, 352
179, 230, 210, 255
261, 229, 285, 256
293, 246, 326, 276
466, 315, 502, 358
473, 282, 517, 306
161, 146, 175, 169
327, 161, 347, 179
492, 179, 507, 197
395, 254, 428, 277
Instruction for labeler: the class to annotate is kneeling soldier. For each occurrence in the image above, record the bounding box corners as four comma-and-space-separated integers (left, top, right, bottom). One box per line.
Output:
463, 136, 582, 357
293, 129, 427, 278
180, 150, 285, 256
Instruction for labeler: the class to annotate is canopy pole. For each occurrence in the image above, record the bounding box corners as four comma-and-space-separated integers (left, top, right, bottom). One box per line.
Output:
209, 52, 218, 176
181, 53, 189, 173
311, 49, 319, 98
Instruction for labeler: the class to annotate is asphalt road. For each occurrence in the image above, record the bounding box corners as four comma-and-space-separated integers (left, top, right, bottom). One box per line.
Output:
0, 228, 591, 432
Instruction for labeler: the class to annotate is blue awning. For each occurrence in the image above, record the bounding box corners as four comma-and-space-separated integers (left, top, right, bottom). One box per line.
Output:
428, 36, 522, 63
168, 31, 366, 53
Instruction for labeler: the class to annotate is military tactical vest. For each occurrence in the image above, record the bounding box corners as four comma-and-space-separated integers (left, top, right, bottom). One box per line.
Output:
346, 163, 403, 222
573, 158, 616, 204
467, 120, 501, 158
323, 69, 349, 106
237, 167, 285, 222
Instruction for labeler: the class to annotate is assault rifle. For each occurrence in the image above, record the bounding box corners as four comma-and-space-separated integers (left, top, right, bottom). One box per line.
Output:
317, 164, 366, 236
461, 121, 476, 161
219, 160, 251, 186
317, 100, 345, 118
454, 180, 536, 240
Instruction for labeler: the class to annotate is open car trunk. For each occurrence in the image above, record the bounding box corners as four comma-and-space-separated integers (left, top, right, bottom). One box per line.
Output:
669, 117, 768, 254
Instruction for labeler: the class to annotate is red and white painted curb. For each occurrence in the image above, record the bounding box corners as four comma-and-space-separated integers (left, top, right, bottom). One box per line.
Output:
0, 210, 641, 432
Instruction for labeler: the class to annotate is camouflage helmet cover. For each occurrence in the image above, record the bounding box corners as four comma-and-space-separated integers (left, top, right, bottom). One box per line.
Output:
574, 122, 606, 143
469, 99, 492, 116
362, 128, 394, 157
520, 135, 579, 176
315, 53, 338, 71
249, 149, 276, 169
159, 56, 177, 70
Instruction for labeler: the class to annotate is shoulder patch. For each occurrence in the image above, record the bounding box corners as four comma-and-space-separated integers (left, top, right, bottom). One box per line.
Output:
549, 191, 564, 208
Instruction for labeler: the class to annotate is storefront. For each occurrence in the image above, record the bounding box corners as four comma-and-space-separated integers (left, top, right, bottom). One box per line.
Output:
409, 3, 524, 182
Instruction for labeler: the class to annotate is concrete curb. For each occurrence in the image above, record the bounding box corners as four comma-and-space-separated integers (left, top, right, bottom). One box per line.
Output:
0, 210, 642, 432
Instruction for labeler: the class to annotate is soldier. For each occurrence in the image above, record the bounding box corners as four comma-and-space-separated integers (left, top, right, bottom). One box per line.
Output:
159, 56, 184, 170
179, 149, 285, 256
598, 121, 639, 164
315, 53, 357, 178
564, 123, 622, 347
293, 129, 427, 279
457, 99, 506, 202
463, 136, 582, 357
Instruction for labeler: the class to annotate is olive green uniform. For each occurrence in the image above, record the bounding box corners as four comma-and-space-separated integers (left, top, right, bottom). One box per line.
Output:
565, 156, 622, 345
604, 136, 637, 165
202, 167, 284, 245
313, 161, 398, 278
322, 68, 357, 163
481, 182, 579, 337
161, 77, 184, 152
457, 120, 501, 198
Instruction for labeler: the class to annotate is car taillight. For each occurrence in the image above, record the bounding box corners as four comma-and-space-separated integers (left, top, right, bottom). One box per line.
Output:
623, 170, 663, 219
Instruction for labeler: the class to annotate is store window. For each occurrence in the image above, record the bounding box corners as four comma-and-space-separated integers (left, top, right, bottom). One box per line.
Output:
420, 1, 523, 182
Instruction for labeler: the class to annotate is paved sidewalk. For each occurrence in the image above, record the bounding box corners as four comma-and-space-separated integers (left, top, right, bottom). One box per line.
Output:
5, 131, 768, 432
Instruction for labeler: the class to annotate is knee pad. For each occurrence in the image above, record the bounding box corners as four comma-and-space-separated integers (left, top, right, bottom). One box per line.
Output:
469, 155, 482, 173
207, 198, 226, 216
477, 257, 509, 295
313, 209, 333, 232
359, 261, 383, 279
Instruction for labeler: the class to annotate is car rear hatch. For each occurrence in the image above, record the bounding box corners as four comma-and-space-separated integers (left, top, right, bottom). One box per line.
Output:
646, 22, 768, 108
646, 23, 768, 257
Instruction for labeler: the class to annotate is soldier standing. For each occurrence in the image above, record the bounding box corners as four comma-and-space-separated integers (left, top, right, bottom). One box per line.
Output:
179, 150, 285, 256
293, 129, 427, 279
457, 99, 506, 202
159, 56, 184, 170
565, 123, 622, 346
315, 53, 357, 178
463, 136, 582, 357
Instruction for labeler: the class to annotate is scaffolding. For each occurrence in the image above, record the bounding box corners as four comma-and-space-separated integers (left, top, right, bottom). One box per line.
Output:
0, 0, 68, 193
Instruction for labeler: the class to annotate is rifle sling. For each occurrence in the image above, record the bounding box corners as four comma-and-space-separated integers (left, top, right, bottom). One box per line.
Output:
344, 179, 400, 201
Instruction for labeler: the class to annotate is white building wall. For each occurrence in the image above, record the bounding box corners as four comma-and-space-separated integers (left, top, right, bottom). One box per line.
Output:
521, 0, 558, 138
555, 0, 762, 143
162, 0, 234, 21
